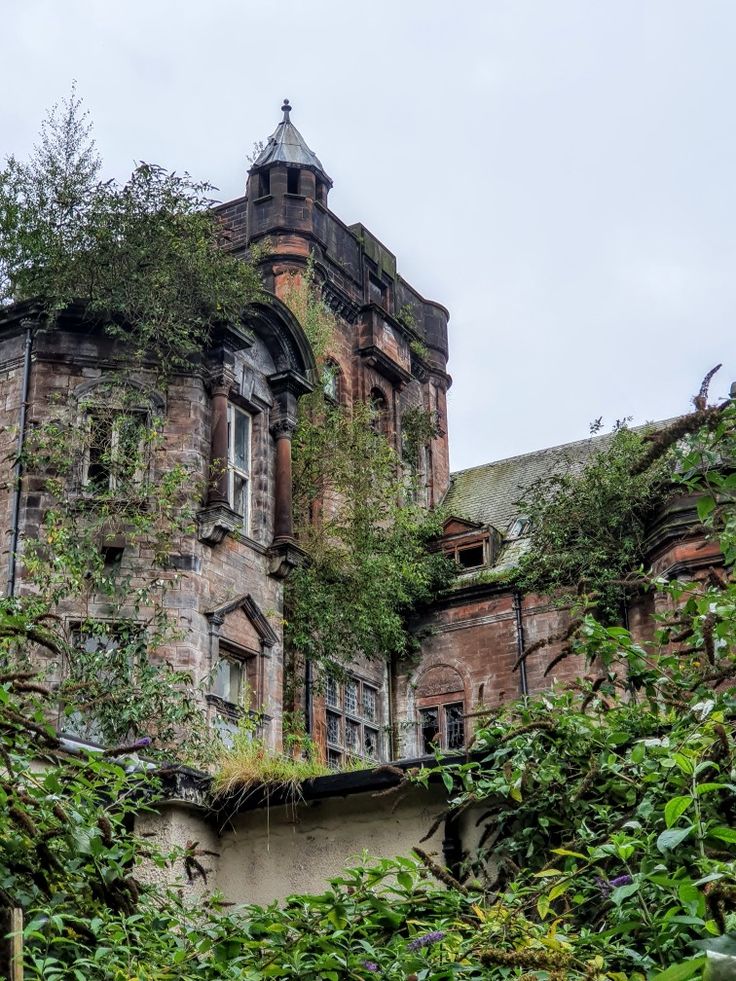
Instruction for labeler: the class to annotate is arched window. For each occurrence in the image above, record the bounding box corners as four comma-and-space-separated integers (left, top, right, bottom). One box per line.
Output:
322, 360, 341, 402
369, 387, 389, 436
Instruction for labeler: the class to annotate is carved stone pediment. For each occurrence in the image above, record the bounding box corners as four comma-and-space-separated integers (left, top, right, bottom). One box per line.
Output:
206, 593, 278, 651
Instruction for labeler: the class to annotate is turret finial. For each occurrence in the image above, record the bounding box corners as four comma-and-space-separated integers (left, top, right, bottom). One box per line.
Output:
281, 99, 291, 120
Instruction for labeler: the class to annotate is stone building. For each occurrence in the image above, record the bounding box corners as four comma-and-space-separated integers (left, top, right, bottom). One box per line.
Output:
0, 100, 718, 769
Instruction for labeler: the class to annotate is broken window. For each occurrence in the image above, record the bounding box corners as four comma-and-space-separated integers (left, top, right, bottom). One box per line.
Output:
418, 702, 466, 754
369, 274, 387, 307
457, 544, 485, 570
83, 409, 148, 493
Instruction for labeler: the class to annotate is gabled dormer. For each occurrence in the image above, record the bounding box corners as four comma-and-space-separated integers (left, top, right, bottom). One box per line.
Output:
440, 515, 502, 571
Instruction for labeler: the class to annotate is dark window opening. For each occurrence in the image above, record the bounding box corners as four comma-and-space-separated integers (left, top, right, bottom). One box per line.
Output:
287, 168, 300, 194
457, 544, 484, 570
419, 707, 440, 754
445, 703, 465, 749
369, 275, 386, 307
101, 545, 124, 568
419, 702, 466, 753
259, 170, 270, 197
84, 409, 148, 493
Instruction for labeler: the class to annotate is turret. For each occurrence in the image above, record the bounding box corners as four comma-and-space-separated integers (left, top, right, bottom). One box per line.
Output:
246, 99, 332, 246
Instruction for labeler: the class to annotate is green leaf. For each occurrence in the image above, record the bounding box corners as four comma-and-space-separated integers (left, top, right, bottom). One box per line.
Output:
651, 956, 706, 981
708, 826, 736, 844
657, 825, 693, 854
610, 881, 639, 905
697, 496, 716, 521
665, 795, 694, 828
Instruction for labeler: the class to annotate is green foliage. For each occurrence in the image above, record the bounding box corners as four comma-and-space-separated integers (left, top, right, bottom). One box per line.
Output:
401, 404, 441, 467
514, 423, 673, 621
12, 380, 212, 760
410, 402, 736, 978
0, 87, 262, 372
284, 265, 453, 672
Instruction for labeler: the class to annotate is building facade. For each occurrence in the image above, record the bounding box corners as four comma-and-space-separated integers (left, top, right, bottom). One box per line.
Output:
0, 101, 719, 764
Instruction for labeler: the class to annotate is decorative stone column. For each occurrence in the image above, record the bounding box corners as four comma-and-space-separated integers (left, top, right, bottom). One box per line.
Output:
207, 370, 235, 506
267, 370, 311, 578
271, 417, 297, 544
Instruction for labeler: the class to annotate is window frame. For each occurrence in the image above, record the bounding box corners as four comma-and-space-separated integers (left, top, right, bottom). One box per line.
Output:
417, 699, 466, 754
324, 673, 381, 767
81, 406, 150, 494
227, 403, 252, 533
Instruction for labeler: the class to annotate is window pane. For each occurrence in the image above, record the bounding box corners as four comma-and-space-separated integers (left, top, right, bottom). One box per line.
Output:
86, 414, 111, 489
345, 679, 358, 715
345, 719, 360, 754
445, 703, 465, 750
327, 749, 342, 770
326, 711, 341, 746
232, 473, 248, 520
115, 411, 147, 484
419, 707, 440, 754
325, 675, 340, 709
362, 685, 377, 722
232, 409, 250, 473
213, 659, 241, 705
364, 727, 379, 759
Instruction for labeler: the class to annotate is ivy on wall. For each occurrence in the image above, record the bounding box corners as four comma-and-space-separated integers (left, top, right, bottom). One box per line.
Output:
283, 262, 452, 676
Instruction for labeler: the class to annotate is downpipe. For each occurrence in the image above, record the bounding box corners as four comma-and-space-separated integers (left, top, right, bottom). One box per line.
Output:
513, 590, 529, 697
6, 326, 33, 598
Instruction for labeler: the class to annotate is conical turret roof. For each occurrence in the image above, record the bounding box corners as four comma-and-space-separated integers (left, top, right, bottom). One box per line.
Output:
252, 100, 331, 182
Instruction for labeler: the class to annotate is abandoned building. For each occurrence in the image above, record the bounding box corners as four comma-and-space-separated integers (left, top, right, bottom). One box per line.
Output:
0, 101, 721, 880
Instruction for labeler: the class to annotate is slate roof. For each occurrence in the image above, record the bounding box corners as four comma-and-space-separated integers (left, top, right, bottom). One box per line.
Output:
444, 422, 669, 571
252, 100, 330, 179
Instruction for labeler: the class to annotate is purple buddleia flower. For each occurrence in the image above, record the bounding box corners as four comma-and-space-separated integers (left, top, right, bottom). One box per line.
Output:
597, 874, 633, 896
407, 930, 446, 951
132, 737, 152, 748
609, 874, 633, 888
362, 962, 379, 973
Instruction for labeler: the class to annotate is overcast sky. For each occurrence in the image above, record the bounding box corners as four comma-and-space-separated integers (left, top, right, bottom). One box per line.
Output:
2, 1, 734, 471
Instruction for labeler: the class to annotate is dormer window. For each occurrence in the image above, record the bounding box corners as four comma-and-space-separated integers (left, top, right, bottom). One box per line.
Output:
442, 532, 492, 571
508, 517, 530, 539
456, 544, 485, 570
287, 168, 300, 194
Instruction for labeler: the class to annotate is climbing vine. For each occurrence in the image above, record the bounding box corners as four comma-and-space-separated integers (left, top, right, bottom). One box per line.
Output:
283, 262, 452, 675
